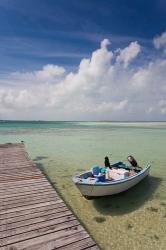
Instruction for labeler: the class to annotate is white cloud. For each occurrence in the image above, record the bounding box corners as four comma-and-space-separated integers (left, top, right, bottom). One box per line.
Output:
159, 100, 166, 114
94, 100, 128, 113
131, 59, 166, 89
9, 64, 65, 85
36, 64, 65, 80
0, 36, 166, 120
153, 30, 166, 50
116, 41, 141, 68
101, 38, 110, 48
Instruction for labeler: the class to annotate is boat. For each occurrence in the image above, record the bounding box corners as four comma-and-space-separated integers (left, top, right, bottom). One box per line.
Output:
72, 157, 151, 198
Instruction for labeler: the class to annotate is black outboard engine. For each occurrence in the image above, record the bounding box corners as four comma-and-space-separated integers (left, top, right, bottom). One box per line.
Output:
127, 155, 138, 167
105, 156, 111, 168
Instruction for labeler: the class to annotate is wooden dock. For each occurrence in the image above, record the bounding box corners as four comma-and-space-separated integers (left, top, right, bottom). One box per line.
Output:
0, 143, 99, 250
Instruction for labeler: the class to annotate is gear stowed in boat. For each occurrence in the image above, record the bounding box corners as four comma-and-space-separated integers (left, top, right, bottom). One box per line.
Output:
72, 156, 151, 197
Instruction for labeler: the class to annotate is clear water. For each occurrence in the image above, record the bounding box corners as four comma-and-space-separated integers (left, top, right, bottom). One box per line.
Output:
0, 121, 166, 250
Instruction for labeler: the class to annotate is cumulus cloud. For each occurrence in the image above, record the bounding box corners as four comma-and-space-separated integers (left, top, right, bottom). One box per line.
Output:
153, 30, 166, 50
116, 41, 141, 68
36, 64, 65, 80
9, 64, 65, 85
0, 35, 166, 120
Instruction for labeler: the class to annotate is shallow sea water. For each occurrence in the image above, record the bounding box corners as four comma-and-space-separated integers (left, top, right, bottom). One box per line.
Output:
0, 121, 166, 250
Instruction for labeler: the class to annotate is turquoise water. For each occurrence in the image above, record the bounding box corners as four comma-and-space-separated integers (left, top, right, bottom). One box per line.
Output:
0, 121, 166, 250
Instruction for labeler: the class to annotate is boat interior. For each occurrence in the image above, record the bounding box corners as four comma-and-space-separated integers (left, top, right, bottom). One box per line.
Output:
78, 162, 142, 184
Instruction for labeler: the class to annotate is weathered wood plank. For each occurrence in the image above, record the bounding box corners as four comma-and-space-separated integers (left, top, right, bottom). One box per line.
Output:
57, 237, 96, 250
0, 186, 54, 199
0, 181, 50, 190
0, 200, 63, 216
0, 195, 60, 212
23, 230, 90, 250
0, 172, 41, 178
0, 212, 74, 236
0, 203, 64, 226
0, 204, 67, 225
86, 246, 100, 250
0, 189, 58, 203
0, 219, 79, 246
1, 226, 85, 250
0, 178, 48, 188
0, 186, 52, 197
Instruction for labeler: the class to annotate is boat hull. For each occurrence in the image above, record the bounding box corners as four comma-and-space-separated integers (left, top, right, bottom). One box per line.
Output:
73, 166, 150, 197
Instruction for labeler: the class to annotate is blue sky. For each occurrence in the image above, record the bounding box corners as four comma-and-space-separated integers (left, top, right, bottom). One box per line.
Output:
0, 0, 166, 120
0, 0, 165, 72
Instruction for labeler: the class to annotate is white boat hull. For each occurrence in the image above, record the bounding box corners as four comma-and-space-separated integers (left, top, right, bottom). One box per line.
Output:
73, 166, 150, 197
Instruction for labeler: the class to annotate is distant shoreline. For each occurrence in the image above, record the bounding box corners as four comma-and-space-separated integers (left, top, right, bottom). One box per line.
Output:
0, 120, 166, 123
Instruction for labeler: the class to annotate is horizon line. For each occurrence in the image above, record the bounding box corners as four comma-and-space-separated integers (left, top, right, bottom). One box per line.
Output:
0, 120, 166, 123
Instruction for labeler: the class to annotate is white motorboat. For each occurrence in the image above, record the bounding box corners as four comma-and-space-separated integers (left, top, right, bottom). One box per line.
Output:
72, 158, 151, 198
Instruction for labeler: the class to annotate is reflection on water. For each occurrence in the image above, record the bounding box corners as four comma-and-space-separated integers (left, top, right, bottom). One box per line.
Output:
0, 121, 166, 250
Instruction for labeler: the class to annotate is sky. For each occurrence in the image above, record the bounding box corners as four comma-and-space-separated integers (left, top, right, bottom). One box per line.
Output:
0, 0, 166, 121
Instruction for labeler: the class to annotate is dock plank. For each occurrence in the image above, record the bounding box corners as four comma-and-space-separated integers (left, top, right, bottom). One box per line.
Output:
0, 143, 99, 250
0, 203, 66, 222
0, 214, 76, 239
0, 205, 68, 226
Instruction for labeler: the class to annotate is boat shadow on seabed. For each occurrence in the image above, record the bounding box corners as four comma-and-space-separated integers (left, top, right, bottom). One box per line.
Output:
92, 175, 161, 215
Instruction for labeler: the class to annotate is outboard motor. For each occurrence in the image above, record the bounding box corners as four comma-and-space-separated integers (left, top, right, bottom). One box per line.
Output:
105, 156, 111, 168
127, 155, 138, 167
